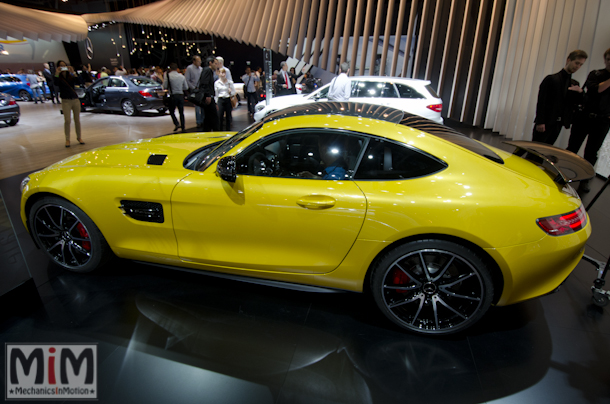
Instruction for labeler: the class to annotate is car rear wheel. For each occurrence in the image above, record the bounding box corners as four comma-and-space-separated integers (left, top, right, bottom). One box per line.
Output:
18, 90, 31, 101
121, 99, 137, 116
29, 196, 112, 272
371, 239, 493, 335
5, 117, 19, 126
157, 108, 166, 115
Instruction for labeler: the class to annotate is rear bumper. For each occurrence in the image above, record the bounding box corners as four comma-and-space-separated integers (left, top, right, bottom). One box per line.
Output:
136, 97, 165, 111
0, 106, 20, 121
487, 220, 591, 306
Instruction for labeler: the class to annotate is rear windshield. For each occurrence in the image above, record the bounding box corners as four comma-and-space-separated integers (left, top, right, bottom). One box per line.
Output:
425, 85, 440, 98
129, 77, 159, 87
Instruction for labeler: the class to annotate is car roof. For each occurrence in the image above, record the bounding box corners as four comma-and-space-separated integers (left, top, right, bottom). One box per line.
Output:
263, 102, 503, 163
342, 76, 432, 86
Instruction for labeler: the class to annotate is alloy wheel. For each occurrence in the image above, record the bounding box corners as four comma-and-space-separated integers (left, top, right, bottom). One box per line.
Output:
33, 204, 93, 269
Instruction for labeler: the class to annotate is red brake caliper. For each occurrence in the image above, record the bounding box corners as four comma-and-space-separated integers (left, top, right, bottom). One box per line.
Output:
76, 223, 91, 251
392, 268, 411, 293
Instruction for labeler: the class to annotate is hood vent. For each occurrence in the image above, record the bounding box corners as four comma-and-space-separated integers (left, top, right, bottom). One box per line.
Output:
147, 154, 167, 165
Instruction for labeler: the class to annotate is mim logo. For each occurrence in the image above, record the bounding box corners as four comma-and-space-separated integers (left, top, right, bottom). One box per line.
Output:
5, 343, 97, 400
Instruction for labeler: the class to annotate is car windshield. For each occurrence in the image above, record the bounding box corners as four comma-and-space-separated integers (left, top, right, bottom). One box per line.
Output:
197, 121, 264, 171
130, 77, 159, 87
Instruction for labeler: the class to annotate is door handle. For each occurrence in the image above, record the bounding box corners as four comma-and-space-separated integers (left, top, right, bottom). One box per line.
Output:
296, 195, 336, 210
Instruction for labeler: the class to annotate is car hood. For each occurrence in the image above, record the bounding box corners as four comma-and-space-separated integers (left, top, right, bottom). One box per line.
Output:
45, 132, 234, 172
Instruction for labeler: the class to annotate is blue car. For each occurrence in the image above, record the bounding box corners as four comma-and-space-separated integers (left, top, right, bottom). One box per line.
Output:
0, 74, 50, 101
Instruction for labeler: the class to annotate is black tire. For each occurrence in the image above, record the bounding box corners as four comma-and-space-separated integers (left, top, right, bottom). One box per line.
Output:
5, 117, 18, 126
121, 99, 137, 116
29, 196, 112, 272
371, 239, 494, 335
19, 90, 31, 101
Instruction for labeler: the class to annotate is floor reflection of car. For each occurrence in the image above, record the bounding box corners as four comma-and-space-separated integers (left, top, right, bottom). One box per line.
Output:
20, 102, 592, 335
254, 76, 444, 124
82, 75, 166, 116
0, 92, 20, 126
0, 74, 49, 102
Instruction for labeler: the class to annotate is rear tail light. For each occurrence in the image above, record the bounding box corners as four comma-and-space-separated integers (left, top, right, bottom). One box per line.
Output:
139, 90, 153, 97
426, 104, 443, 113
9, 100, 16, 105
537, 206, 587, 236
27, 83, 31, 87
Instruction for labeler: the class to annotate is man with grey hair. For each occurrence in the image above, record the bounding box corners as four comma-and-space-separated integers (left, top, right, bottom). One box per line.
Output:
327, 62, 351, 102
276, 61, 293, 96
186, 55, 203, 128
216, 56, 232, 81
26, 70, 44, 103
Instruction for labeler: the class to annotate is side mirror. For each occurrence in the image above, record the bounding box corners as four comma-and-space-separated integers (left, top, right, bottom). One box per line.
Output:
217, 156, 236, 182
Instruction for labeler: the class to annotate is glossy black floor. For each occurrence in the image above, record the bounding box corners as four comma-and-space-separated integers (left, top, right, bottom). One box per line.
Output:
1, 110, 610, 404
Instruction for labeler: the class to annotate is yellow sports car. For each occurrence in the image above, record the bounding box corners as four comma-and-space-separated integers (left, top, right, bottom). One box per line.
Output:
20, 102, 593, 335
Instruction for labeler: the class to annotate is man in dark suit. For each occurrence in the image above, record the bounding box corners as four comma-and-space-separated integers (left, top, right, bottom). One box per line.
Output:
42, 63, 58, 103
276, 61, 294, 96
532, 50, 588, 145
198, 56, 219, 131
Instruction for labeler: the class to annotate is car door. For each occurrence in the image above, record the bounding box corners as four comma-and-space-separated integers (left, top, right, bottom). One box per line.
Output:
105, 78, 128, 109
171, 129, 368, 274
89, 78, 109, 107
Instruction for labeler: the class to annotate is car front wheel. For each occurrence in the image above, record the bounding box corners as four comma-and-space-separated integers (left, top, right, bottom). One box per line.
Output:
121, 99, 137, 116
29, 196, 112, 272
371, 239, 493, 335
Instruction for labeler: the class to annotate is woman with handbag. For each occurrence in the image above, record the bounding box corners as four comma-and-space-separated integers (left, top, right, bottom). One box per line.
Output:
54, 60, 84, 147
214, 68, 237, 131
163, 63, 189, 132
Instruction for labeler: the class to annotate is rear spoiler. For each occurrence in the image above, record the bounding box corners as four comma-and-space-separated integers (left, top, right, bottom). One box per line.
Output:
504, 141, 595, 185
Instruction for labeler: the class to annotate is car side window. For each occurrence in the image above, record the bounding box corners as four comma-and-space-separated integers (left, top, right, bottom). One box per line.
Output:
395, 83, 425, 99
110, 78, 126, 87
354, 138, 446, 180
236, 130, 367, 180
92, 78, 109, 89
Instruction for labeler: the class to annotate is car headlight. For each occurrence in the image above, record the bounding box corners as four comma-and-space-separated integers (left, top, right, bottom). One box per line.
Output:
255, 104, 266, 112
20, 176, 30, 193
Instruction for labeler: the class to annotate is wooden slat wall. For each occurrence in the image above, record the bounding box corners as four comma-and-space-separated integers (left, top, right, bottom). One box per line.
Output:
79, 0, 607, 137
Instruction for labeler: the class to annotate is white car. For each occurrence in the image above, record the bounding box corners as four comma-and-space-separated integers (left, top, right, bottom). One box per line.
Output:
254, 76, 443, 124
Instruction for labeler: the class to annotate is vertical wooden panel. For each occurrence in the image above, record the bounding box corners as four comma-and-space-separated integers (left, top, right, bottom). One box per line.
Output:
295, 0, 311, 58
391, 0, 408, 76
424, 0, 443, 81
287, 0, 304, 57
400, 0, 419, 77
245, 0, 265, 46
448, 0, 474, 117
329, 0, 347, 71
273, 0, 291, 54
312, 0, 329, 66
303, 0, 320, 63
461, 0, 489, 121
340, 0, 356, 65
370, 0, 386, 75
350, 0, 366, 75
256, 0, 274, 47
438, 0, 459, 94
474, 0, 505, 126
265, 0, 283, 50
380, 0, 396, 76
358, 0, 377, 75
321, 0, 338, 69
413, 0, 433, 78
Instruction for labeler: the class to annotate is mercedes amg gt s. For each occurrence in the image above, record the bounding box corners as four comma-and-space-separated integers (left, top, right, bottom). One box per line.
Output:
20, 102, 593, 335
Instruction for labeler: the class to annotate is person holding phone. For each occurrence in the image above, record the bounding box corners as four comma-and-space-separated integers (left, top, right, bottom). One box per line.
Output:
54, 60, 84, 147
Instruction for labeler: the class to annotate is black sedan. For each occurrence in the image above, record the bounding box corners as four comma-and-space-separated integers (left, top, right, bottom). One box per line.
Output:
0, 92, 20, 126
81, 75, 166, 116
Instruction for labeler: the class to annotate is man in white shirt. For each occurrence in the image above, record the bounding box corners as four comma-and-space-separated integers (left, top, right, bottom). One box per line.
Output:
327, 62, 351, 102
216, 56, 232, 82
185, 56, 203, 128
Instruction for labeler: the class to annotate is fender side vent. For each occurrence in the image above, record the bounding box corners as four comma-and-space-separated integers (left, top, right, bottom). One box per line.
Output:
147, 154, 167, 165
120, 200, 164, 223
